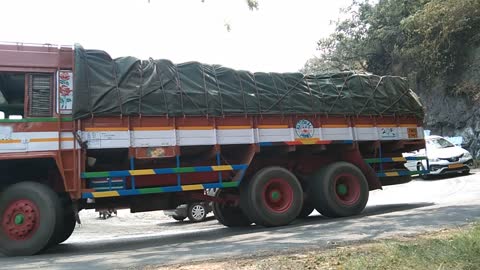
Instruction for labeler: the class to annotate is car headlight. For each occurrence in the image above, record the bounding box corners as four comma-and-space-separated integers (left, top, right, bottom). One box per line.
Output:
464, 152, 472, 159
429, 158, 440, 162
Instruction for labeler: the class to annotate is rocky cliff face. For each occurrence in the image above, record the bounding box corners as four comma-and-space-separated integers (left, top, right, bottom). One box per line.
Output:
415, 45, 480, 159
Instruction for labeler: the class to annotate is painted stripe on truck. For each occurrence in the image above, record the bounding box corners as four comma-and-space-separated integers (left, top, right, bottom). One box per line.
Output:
259, 140, 353, 147
364, 156, 427, 164
376, 170, 429, 177
81, 164, 248, 179
0, 125, 424, 153
82, 181, 240, 199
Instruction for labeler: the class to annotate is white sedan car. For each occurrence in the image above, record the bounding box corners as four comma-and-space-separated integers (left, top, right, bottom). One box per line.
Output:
404, 135, 474, 178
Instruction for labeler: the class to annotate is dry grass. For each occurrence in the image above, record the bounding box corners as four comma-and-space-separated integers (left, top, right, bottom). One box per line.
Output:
150, 223, 480, 270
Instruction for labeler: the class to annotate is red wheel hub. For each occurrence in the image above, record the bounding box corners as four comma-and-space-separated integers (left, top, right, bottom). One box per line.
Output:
2, 199, 40, 241
262, 178, 293, 213
334, 173, 361, 206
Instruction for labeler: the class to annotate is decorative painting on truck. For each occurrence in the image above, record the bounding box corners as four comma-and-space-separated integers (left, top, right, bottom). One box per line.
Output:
295, 119, 315, 138
380, 127, 397, 139
57, 70, 73, 114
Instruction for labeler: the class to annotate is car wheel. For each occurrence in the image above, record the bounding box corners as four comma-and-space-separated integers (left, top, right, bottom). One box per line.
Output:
187, 203, 207, 222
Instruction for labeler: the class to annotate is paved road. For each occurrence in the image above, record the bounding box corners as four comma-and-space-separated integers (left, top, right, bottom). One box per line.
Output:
1, 170, 479, 269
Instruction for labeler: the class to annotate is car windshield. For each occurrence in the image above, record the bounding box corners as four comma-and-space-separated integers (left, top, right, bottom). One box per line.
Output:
427, 138, 455, 149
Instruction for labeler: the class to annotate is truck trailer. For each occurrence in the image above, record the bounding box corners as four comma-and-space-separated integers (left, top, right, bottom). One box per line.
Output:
0, 42, 426, 256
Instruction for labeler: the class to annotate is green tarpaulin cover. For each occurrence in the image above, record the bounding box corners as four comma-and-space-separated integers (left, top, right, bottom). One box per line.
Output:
73, 45, 424, 119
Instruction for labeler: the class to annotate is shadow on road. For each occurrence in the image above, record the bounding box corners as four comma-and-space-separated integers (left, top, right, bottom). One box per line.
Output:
414, 171, 476, 182
2, 203, 479, 270
160, 216, 217, 227
295, 202, 434, 225
41, 202, 434, 255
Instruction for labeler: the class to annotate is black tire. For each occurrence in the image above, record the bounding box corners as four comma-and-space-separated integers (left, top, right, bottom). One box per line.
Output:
241, 167, 303, 227
172, 215, 186, 221
297, 201, 315, 219
462, 169, 470, 175
187, 203, 207, 222
213, 189, 251, 227
308, 162, 369, 218
55, 204, 76, 245
48, 195, 76, 246
0, 182, 62, 256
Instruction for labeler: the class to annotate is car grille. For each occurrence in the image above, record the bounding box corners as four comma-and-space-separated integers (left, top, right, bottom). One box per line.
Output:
439, 154, 463, 162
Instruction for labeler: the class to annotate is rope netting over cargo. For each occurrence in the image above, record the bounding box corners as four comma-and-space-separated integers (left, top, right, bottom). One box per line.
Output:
73, 45, 424, 119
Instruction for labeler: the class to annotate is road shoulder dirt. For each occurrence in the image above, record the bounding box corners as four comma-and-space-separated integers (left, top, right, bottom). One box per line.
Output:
148, 223, 480, 270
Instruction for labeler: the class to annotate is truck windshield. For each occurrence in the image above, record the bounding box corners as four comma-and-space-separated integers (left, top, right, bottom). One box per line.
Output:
427, 138, 454, 149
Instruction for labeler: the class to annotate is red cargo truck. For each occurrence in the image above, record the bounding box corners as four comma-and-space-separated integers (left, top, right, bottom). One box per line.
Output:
0, 42, 426, 256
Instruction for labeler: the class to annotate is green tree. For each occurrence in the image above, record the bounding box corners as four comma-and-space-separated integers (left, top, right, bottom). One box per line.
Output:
305, 0, 480, 84
401, 0, 480, 78
305, 0, 430, 75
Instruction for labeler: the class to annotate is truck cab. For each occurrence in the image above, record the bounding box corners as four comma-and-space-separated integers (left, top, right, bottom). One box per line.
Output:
0, 43, 78, 256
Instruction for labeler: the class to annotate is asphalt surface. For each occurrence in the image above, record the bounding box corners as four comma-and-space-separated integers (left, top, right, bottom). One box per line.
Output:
0, 170, 479, 269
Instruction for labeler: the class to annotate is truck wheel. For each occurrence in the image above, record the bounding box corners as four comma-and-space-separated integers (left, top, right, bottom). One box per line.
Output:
309, 162, 368, 218
54, 205, 76, 245
0, 182, 62, 256
213, 190, 251, 227
297, 201, 315, 219
48, 195, 76, 246
187, 203, 207, 222
241, 167, 303, 227
57, 209, 76, 244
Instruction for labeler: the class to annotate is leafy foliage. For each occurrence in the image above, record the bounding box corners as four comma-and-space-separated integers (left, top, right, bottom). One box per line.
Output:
401, 0, 480, 77
304, 0, 480, 83
245, 0, 259, 10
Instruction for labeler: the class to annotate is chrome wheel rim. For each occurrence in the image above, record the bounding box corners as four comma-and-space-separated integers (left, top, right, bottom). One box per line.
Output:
191, 205, 206, 220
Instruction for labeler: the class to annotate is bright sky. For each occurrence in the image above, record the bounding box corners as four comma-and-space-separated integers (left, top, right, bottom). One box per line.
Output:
1, 0, 350, 72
